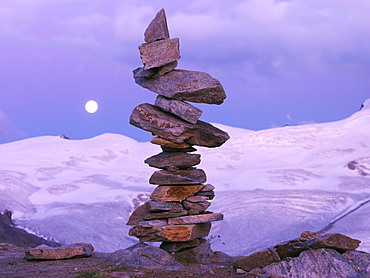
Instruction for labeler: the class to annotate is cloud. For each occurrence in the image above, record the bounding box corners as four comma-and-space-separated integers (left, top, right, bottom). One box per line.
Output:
0, 109, 25, 144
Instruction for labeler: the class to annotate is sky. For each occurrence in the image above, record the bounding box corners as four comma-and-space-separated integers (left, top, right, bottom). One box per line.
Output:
1, 0, 370, 144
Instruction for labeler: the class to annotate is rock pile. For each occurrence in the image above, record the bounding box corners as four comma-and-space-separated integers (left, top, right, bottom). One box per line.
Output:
127, 9, 229, 251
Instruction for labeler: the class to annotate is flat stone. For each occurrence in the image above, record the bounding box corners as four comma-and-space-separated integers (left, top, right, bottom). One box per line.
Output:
155, 95, 202, 124
128, 222, 211, 242
182, 200, 211, 213
160, 239, 200, 252
133, 67, 157, 78
185, 195, 209, 202
130, 103, 229, 147
135, 69, 226, 105
145, 152, 201, 170
146, 200, 183, 212
161, 146, 197, 152
149, 169, 206, 185
233, 250, 275, 272
138, 219, 167, 227
126, 203, 148, 225
24, 243, 94, 261
195, 191, 215, 200
168, 213, 223, 225
150, 184, 203, 201
200, 184, 215, 192
307, 233, 361, 252
299, 231, 322, 241
157, 61, 178, 75
275, 240, 309, 259
151, 136, 194, 150
144, 8, 170, 43
139, 38, 180, 70
144, 210, 188, 220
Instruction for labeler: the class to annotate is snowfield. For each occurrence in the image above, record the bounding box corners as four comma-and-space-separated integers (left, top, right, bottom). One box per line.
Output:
1, 100, 370, 256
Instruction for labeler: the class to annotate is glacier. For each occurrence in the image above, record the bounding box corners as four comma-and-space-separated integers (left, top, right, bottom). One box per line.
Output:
0, 101, 370, 256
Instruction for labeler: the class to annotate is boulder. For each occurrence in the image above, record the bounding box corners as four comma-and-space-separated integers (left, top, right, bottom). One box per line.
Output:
149, 169, 206, 185
167, 213, 223, 225
129, 222, 211, 242
130, 103, 229, 147
145, 151, 201, 170
139, 38, 180, 70
233, 250, 275, 272
135, 69, 226, 105
155, 95, 202, 124
307, 233, 361, 252
144, 8, 170, 43
275, 240, 309, 259
263, 249, 370, 278
150, 184, 204, 201
161, 238, 200, 252
24, 243, 94, 261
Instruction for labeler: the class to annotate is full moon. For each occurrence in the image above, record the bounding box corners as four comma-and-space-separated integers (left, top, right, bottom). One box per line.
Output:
85, 100, 98, 113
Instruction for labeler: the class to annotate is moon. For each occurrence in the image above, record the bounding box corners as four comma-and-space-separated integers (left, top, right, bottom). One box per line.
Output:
85, 100, 98, 113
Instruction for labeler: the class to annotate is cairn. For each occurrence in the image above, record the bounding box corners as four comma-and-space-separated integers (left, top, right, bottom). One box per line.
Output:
127, 9, 230, 252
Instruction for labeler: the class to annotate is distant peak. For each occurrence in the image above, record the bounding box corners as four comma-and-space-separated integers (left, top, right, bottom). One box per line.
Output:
360, 99, 370, 110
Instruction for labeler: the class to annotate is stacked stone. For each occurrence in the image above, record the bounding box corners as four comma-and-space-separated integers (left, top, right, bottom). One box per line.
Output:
127, 9, 229, 252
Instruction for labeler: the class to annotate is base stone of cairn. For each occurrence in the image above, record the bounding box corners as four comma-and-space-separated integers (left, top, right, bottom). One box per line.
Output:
127, 8, 229, 254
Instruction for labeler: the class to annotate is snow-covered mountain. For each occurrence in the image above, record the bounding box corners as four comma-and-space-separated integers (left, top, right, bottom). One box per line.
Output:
1, 100, 370, 256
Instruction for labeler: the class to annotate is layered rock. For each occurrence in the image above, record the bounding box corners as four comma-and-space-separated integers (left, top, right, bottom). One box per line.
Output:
127, 8, 229, 251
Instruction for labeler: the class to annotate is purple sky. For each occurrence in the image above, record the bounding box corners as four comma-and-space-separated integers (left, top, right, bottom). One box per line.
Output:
1, 0, 370, 144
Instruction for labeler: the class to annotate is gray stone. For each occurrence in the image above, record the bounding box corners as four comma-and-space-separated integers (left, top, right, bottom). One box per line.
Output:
149, 169, 206, 185
263, 249, 370, 278
139, 38, 180, 70
138, 219, 167, 227
275, 240, 309, 259
155, 95, 202, 124
172, 238, 217, 264
168, 213, 223, 225
24, 243, 94, 261
195, 191, 215, 200
135, 69, 226, 105
130, 103, 229, 147
233, 250, 275, 272
182, 200, 211, 213
146, 200, 183, 212
299, 231, 322, 241
160, 238, 200, 252
129, 222, 211, 242
307, 233, 361, 252
185, 195, 210, 202
157, 61, 178, 75
151, 136, 193, 150
126, 203, 148, 225
150, 184, 204, 201
145, 151, 201, 170
144, 8, 170, 43
133, 67, 157, 78
200, 184, 215, 192
144, 210, 188, 220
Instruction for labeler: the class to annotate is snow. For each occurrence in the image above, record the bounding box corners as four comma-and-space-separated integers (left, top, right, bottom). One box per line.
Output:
1, 100, 370, 255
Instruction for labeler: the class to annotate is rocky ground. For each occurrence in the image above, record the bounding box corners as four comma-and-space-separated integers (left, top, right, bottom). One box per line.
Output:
0, 243, 237, 278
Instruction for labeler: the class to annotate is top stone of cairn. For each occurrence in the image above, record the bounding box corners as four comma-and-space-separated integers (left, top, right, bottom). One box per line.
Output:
144, 8, 170, 43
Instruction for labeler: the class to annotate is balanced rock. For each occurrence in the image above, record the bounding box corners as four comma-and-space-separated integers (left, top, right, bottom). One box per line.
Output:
130, 103, 229, 147
150, 184, 204, 201
182, 199, 211, 213
157, 61, 178, 75
155, 95, 202, 124
129, 222, 211, 242
145, 151, 201, 170
139, 38, 180, 70
149, 169, 206, 185
146, 200, 183, 212
24, 243, 94, 261
135, 69, 226, 105
144, 8, 170, 43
